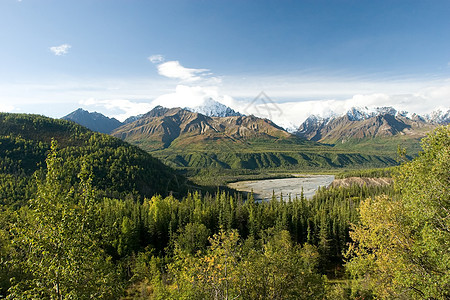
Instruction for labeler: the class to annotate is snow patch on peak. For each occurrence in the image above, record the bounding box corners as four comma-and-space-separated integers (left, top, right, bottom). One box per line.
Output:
344, 106, 400, 121
186, 98, 241, 117
373, 106, 397, 116
346, 107, 371, 121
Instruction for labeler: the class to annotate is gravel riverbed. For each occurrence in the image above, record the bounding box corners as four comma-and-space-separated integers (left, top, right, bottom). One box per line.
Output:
228, 174, 335, 201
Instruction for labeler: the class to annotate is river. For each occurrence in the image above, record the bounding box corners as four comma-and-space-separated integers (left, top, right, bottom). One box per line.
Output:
228, 174, 335, 201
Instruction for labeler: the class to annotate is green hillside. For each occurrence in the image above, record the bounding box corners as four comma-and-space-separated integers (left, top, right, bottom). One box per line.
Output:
0, 113, 189, 206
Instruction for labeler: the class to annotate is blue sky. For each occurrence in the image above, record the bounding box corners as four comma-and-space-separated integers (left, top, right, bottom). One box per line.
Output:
1, 0, 449, 127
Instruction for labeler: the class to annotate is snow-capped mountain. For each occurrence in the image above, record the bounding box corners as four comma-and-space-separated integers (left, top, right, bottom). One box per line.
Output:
345, 106, 406, 121
295, 106, 448, 142
185, 98, 241, 117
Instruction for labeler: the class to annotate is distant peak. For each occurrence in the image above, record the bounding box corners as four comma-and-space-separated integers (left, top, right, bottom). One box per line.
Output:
142, 106, 171, 118
61, 108, 122, 134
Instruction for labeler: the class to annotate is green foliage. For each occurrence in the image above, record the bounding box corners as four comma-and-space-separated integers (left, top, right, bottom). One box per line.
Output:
7, 141, 122, 299
173, 222, 210, 255
147, 229, 325, 300
346, 125, 450, 299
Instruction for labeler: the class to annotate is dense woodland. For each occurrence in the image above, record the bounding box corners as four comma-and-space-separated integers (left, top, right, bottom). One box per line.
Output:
0, 114, 448, 299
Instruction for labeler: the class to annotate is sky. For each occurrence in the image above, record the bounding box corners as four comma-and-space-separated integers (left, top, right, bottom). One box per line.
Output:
0, 0, 449, 128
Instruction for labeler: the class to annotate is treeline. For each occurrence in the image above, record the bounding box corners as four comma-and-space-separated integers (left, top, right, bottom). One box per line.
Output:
96, 182, 393, 268
334, 166, 396, 179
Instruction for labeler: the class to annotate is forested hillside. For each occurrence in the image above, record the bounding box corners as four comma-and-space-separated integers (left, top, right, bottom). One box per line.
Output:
0, 113, 189, 205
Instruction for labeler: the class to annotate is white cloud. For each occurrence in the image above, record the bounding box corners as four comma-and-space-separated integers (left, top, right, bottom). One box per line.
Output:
50, 44, 71, 56
148, 54, 165, 64
157, 61, 211, 82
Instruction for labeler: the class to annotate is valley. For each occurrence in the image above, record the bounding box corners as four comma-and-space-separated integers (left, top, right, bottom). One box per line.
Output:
62, 105, 449, 185
105, 105, 420, 178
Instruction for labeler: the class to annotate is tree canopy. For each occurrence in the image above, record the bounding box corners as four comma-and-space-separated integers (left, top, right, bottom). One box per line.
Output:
346, 125, 449, 299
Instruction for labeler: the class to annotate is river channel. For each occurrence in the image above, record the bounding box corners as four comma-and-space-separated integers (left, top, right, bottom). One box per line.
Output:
228, 174, 335, 201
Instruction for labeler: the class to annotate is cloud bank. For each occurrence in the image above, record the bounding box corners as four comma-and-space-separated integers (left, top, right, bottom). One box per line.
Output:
77, 58, 450, 128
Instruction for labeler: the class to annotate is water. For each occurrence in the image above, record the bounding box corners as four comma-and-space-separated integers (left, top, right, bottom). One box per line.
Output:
228, 174, 335, 201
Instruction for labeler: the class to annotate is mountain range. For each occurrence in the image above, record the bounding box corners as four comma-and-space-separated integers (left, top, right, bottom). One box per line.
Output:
63, 102, 449, 137
62, 99, 242, 134
295, 106, 448, 142
294, 106, 449, 156
107, 106, 398, 171
61, 103, 448, 171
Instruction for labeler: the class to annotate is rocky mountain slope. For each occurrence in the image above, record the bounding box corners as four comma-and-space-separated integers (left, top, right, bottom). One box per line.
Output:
296, 107, 447, 143
111, 106, 295, 151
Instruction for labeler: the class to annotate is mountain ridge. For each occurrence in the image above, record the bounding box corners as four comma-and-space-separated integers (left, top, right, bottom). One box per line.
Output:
295, 106, 448, 143
109, 106, 401, 171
